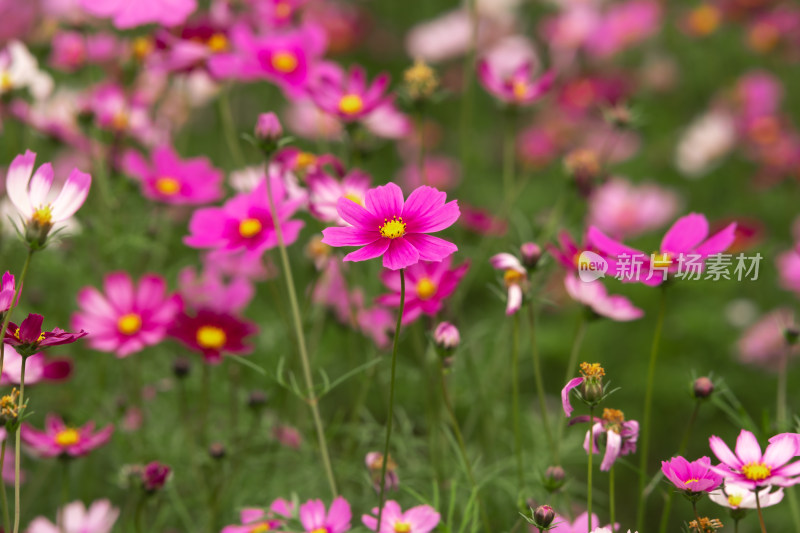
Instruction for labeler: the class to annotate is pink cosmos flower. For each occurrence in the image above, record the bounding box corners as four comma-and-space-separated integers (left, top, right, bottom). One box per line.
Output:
576, 408, 639, 471
459, 205, 507, 236
737, 308, 798, 371
0, 271, 16, 313
0, 349, 71, 385
563, 275, 643, 322
587, 179, 679, 239
398, 156, 460, 191
21, 414, 113, 458
547, 231, 599, 273
490, 253, 528, 315
550, 512, 609, 533
72, 272, 182, 358
308, 169, 371, 225
185, 175, 305, 256
309, 64, 391, 121
299, 496, 351, 533
5, 150, 91, 232
585, 0, 661, 58
26, 499, 119, 533
177, 265, 254, 314
777, 248, 800, 294
709, 430, 800, 489
709, 482, 784, 510
221, 499, 293, 533
362, 500, 440, 533
321, 183, 459, 271
362, 102, 412, 140
80, 0, 196, 29
588, 213, 737, 285
4, 314, 87, 357
377, 257, 469, 325
121, 145, 224, 205
477, 59, 555, 106
86, 84, 155, 143
169, 308, 258, 364
661, 455, 724, 493
50, 31, 87, 72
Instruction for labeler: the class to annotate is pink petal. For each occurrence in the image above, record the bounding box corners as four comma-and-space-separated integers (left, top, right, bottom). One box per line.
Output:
660, 213, 709, 254
338, 197, 380, 228
735, 429, 763, 464
403, 233, 457, 262
6, 150, 37, 218
343, 239, 391, 263
709, 435, 742, 468
561, 377, 584, 417
50, 169, 91, 221
695, 222, 737, 257
103, 272, 134, 312
587, 226, 643, 258
382, 238, 420, 270
322, 226, 381, 247
600, 430, 622, 471
27, 163, 54, 209
365, 182, 404, 219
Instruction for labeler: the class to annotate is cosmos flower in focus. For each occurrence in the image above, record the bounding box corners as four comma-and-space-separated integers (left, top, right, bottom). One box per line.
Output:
21, 414, 114, 458
661, 455, 723, 493
362, 500, 440, 533
579, 408, 639, 471
709, 430, 800, 489
4, 314, 87, 358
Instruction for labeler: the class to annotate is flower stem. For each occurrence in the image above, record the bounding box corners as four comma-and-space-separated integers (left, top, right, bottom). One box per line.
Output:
587, 404, 594, 533
265, 169, 337, 497
218, 86, 246, 168
0, 248, 35, 376
777, 341, 789, 431
12, 356, 27, 533
134, 495, 146, 533
511, 313, 524, 494
459, 0, 477, 175
658, 401, 701, 533
59, 460, 69, 533
755, 490, 768, 533
528, 302, 555, 460
417, 111, 427, 186
0, 439, 10, 533
503, 109, 517, 209
636, 287, 667, 531
691, 501, 702, 529
376, 270, 406, 529
609, 466, 616, 528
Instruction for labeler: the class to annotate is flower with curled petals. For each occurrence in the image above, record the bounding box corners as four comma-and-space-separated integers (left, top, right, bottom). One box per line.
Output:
321, 183, 459, 271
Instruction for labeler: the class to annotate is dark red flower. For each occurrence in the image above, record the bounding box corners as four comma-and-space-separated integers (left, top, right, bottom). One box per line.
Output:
4, 313, 87, 357
168, 308, 257, 364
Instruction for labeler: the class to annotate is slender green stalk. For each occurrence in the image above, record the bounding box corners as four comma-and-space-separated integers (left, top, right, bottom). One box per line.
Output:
587, 404, 594, 533
59, 460, 70, 533
217, 87, 246, 168
458, 0, 478, 173
735, 518, 740, 533
776, 342, 789, 430
503, 109, 517, 209
376, 270, 406, 529
0, 249, 34, 376
12, 357, 27, 533
265, 169, 337, 497
636, 287, 667, 531
417, 111, 427, 186
691, 502, 702, 529
555, 316, 587, 461
755, 490, 768, 533
511, 314, 524, 493
527, 303, 554, 459
0, 440, 9, 533
658, 401, 701, 533
134, 495, 146, 533
609, 466, 615, 528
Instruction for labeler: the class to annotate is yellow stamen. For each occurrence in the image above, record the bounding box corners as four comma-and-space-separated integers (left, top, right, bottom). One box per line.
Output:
0, 72, 12, 91
207, 33, 229, 52
155, 177, 181, 195
196, 326, 227, 349
55, 428, 80, 447
249, 524, 272, 533
651, 252, 673, 269
296, 151, 317, 170
32, 206, 53, 226
512, 79, 528, 101
503, 269, 525, 287
394, 523, 411, 533
580, 362, 605, 379
602, 408, 625, 426
112, 111, 129, 131
339, 94, 364, 115
239, 218, 263, 238
271, 51, 298, 73
741, 462, 771, 481
416, 277, 436, 300
343, 192, 363, 206
117, 313, 142, 335
688, 4, 720, 36
310, 529, 328, 533
684, 478, 700, 486
132, 37, 154, 61
379, 216, 406, 239
727, 494, 743, 507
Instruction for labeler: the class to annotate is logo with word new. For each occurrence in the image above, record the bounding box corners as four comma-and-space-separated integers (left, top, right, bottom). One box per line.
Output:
577, 251, 608, 282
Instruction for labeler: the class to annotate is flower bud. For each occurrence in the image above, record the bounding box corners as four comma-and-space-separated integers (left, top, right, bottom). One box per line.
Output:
208, 442, 226, 460
533, 505, 555, 528
434, 322, 460, 350
141, 461, 171, 492
172, 357, 191, 379
785, 326, 799, 345
583, 381, 604, 403
542, 465, 566, 493
255, 112, 283, 142
692, 376, 714, 399
602, 103, 635, 129
520, 242, 542, 269
247, 390, 268, 410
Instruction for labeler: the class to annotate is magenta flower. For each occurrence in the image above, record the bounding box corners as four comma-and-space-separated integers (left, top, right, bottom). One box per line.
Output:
588, 213, 737, 285
321, 183, 459, 271
308, 169, 372, 225
777, 247, 800, 294
0, 349, 71, 385
579, 408, 639, 471
489, 253, 528, 315
168, 308, 258, 364
310, 64, 391, 121
72, 272, 182, 358
5, 150, 91, 234
221, 499, 293, 533
26, 499, 119, 533
709, 429, 800, 489
140, 461, 171, 492
547, 231, 601, 273
563, 274, 643, 321
477, 59, 555, 106
299, 496, 351, 533
362, 500, 440, 533
661, 456, 723, 493
121, 145, 224, 205
4, 314, 87, 358
80, 0, 196, 29
0, 271, 16, 313
21, 414, 113, 458
185, 176, 305, 255
377, 257, 469, 325
585, 0, 661, 58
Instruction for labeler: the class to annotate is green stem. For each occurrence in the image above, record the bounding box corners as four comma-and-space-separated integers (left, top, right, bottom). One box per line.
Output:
555, 316, 587, 461
0, 439, 9, 533
502, 109, 517, 209
735, 518, 739, 533
417, 111, 427, 186
218, 87, 246, 168
755, 490, 768, 533
12, 356, 26, 533
265, 167, 337, 497
787, 486, 800, 533
59, 461, 69, 533
777, 341, 789, 431
587, 404, 594, 533
528, 302, 554, 460
658, 401, 701, 533
609, 466, 615, 528
0, 249, 35, 376
636, 287, 667, 531
458, 0, 478, 174
228, 361, 240, 442
376, 270, 406, 529
691, 501, 702, 529
511, 314, 523, 494
134, 495, 146, 533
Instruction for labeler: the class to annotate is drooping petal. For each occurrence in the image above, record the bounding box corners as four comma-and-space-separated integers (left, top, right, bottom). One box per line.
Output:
506, 284, 523, 315
561, 377, 584, 417
601, 430, 622, 471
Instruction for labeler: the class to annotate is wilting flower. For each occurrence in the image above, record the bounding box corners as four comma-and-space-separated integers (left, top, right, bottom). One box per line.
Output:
377, 257, 468, 325
169, 308, 258, 364
477, 58, 554, 106
4, 314, 87, 358
580, 408, 639, 471
185, 175, 305, 256
308, 169, 372, 225
362, 500, 440, 533
310, 64, 391, 121
0, 271, 16, 313
490, 253, 528, 315
121, 145, 224, 205
0, 349, 71, 385
365, 452, 399, 492
299, 497, 352, 533
561, 362, 606, 417
709, 430, 800, 489
662, 456, 724, 493
72, 272, 182, 358
26, 499, 119, 533
5, 150, 91, 245
563, 275, 643, 321
21, 414, 113, 458
321, 183, 459, 270
80, 0, 196, 29
587, 179, 679, 239
709, 482, 784, 509
221, 499, 293, 533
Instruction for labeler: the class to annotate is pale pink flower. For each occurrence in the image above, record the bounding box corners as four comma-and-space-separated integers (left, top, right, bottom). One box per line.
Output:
563, 275, 643, 321
587, 179, 679, 239
26, 499, 119, 533
80, 0, 196, 29
362, 500, 440, 533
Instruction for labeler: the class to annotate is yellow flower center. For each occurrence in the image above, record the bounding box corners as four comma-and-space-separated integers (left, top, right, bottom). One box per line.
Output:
271, 50, 298, 73
339, 94, 364, 115
728, 494, 743, 507
155, 176, 181, 195
684, 478, 700, 486
379, 216, 406, 239
249, 524, 272, 533
132, 37, 154, 60
651, 252, 673, 269
207, 33, 228, 53
32, 205, 53, 226
310, 529, 328, 533
55, 428, 80, 447
394, 523, 412, 533
512, 80, 528, 100
112, 111, 129, 131
602, 408, 625, 426
117, 313, 143, 335
0, 72, 12, 91
688, 4, 720, 36
580, 362, 605, 379
296, 151, 317, 170
196, 326, 227, 349
503, 269, 525, 287
343, 192, 363, 206
741, 462, 771, 481
416, 277, 436, 300
239, 218, 263, 238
